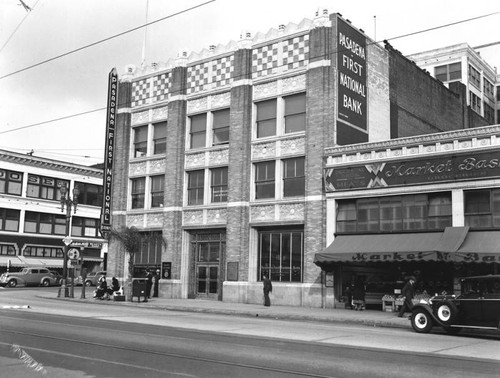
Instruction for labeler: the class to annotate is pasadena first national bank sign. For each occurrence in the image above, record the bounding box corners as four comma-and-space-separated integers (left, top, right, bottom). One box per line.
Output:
337, 17, 367, 132
324, 150, 500, 192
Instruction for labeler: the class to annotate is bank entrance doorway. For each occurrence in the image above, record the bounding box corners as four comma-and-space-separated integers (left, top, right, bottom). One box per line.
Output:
196, 265, 218, 298
190, 230, 226, 300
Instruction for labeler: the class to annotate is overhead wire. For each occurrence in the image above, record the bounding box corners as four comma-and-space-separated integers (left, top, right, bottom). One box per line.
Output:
0, 0, 41, 55
0, 0, 216, 80
1, 8, 499, 160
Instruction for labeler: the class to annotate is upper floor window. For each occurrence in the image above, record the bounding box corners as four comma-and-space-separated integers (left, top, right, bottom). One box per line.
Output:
468, 64, 481, 88
497, 86, 500, 101
483, 78, 494, 100
187, 170, 204, 205
151, 175, 164, 208
153, 122, 167, 155
23, 246, 63, 258
24, 211, 66, 235
464, 189, 500, 229
0, 244, 16, 256
211, 167, 228, 203
256, 99, 277, 138
75, 182, 103, 207
434, 62, 461, 82
284, 93, 306, 133
283, 157, 305, 197
484, 102, 495, 124
27, 175, 68, 201
336, 193, 452, 234
255, 161, 275, 199
470, 91, 481, 114
212, 109, 230, 145
0, 208, 20, 232
133, 126, 148, 158
190, 114, 207, 149
131, 177, 145, 209
71, 217, 99, 238
0, 169, 23, 196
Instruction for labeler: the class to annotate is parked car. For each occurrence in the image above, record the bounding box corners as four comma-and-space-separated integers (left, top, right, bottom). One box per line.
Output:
83, 271, 107, 287
0, 267, 60, 287
410, 275, 500, 334
49, 271, 63, 285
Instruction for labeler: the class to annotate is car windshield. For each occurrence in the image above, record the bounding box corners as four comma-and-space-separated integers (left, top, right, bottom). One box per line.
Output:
20, 268, 29, 274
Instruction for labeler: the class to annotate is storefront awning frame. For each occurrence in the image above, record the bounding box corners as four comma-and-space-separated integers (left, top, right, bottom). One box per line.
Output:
314, 227, 500, 268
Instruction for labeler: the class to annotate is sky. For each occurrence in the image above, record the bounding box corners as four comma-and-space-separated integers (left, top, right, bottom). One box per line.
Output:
0, 0, 499, 166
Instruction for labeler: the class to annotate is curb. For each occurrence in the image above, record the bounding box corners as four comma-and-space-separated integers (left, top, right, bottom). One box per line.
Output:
37, 294, 411, 330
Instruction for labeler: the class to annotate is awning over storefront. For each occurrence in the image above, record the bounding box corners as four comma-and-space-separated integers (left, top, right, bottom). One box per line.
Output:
314, 227, 500, 268
314, 232, 446, 266
455, 231, 500, 263
18, 257, 64, 268
0, 256, 26, 267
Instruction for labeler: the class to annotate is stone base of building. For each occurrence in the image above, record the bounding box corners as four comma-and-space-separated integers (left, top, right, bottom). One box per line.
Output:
157, 279, 326, 308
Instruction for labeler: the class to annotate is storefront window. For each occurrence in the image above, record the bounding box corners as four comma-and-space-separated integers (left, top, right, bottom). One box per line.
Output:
258, 228, 303, 282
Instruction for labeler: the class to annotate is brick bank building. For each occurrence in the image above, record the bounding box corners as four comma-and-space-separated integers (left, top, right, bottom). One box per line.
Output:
106, 10, 496, 308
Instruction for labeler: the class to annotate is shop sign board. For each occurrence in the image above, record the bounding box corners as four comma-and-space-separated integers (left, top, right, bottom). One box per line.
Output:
325, 150, 500, 192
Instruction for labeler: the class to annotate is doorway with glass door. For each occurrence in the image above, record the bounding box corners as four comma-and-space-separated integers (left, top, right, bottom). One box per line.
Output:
191, 231, 225, 300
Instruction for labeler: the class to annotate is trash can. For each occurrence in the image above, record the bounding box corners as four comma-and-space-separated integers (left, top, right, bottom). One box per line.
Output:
131, 278, 147, 302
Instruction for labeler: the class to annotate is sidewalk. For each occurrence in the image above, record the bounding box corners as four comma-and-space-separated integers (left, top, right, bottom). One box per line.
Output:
45, 292, 412, 330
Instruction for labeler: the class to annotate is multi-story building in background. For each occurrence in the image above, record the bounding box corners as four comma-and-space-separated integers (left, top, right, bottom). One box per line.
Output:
408, 43, 500, 125
106, 10, 490, 308
0, 149, 105, 276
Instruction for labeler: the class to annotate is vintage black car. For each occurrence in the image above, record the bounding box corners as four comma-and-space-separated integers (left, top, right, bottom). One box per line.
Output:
410, 275, 500, 334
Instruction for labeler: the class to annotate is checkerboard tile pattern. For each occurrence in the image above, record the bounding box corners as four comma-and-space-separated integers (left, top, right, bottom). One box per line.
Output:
152, 72, 171, 102
252, 43, 279, 78
187, 63, 210, 94
212, 55, 234, 87
252, 33, 309, 79
131, 78, 151, 107
283, 35, 309, 70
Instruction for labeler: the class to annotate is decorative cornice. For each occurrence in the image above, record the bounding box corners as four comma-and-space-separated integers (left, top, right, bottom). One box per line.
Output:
0, 149, 103, 178
325, 125, 500, 157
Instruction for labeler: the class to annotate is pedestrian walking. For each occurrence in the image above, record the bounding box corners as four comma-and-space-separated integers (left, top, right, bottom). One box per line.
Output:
262, 274, 272, 307
398, 276, 416, 317
145, 269, 153, 299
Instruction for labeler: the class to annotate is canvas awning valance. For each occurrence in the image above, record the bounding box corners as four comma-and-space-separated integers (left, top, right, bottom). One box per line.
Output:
314, 227, 500, 268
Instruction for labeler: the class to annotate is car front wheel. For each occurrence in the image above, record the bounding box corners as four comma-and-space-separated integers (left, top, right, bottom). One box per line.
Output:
8, 279, 17, 288
411, 309, 433, 333
85, 281, 92, 287
435, 301, 458, 325
42, 279, 50, 287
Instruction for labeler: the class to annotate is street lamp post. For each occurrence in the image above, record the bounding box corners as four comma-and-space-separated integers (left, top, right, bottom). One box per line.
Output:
57, 183, 79, 298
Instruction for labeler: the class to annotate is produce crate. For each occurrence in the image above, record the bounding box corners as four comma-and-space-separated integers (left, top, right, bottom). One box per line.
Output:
382, 299, 395, 312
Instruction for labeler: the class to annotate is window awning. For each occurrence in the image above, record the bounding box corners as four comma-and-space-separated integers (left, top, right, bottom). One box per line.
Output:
313, 227, 500, 268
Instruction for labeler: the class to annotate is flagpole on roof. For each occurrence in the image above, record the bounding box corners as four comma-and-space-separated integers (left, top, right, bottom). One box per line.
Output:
141, 0, 150, 69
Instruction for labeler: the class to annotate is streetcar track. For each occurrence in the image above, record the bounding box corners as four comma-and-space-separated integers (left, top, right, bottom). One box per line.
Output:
0, 329, 336, 378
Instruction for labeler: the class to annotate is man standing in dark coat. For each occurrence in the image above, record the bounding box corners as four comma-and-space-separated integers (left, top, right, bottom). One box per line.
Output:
398, 276, 416, 317
145, 269, 153, 299
262, 274, 272, 307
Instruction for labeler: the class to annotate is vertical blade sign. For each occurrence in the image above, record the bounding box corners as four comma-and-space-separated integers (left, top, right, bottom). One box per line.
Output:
100, 68, 118, 237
